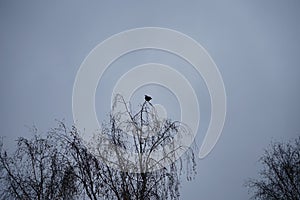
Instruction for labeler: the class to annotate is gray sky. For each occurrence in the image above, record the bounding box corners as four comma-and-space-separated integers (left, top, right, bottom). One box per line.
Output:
1, 1, 300, 199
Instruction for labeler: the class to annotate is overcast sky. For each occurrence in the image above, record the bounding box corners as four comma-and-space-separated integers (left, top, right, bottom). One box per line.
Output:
1, 1, 300, 199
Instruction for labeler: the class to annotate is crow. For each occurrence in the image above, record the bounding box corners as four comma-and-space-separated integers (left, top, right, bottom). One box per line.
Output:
144, 95, 152, 102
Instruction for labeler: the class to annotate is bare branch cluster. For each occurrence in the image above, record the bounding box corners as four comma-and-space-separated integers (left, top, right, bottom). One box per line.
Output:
246, 137, 300, 200
0, 132, 78, 200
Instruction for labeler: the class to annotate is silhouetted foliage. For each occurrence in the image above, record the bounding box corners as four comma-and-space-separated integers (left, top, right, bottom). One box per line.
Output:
0, 96, 197, 199
245, 137, 300, 200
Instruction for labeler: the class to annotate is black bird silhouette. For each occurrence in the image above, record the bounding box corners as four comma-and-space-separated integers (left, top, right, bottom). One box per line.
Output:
144, 95, 152, 102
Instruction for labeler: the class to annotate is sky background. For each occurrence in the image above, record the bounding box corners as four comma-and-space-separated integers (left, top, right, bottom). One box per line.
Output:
1, 1, 300, 199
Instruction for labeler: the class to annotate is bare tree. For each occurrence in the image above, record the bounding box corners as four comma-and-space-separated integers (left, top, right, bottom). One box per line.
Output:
54, 95, 197, 199
0, 95, 197, 199
245, 137, 300, 200
0, 129, 78, 200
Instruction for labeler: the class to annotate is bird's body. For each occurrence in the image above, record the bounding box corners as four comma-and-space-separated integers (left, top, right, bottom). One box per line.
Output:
145, 95, 152, 102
